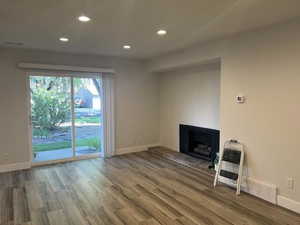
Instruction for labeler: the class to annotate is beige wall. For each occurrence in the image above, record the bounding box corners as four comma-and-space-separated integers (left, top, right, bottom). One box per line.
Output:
149, 19, 300, 203
221, 20, 300, 202
159, 64, 220, 151
0, 48, 159, 165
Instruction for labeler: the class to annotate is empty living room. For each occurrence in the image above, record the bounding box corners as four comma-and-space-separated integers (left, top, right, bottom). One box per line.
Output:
1, 0, 300, 224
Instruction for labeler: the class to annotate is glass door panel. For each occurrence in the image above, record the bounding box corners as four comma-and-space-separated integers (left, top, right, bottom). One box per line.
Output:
73, 77, 102, 157
30, 76, 73, 162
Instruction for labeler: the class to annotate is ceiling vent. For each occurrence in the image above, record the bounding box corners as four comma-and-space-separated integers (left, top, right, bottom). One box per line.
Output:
3, 41, 24, 46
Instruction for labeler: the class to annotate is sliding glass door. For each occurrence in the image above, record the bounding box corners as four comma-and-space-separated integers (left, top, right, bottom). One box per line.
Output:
29, 74, 103, 163
73, 77, 102, 157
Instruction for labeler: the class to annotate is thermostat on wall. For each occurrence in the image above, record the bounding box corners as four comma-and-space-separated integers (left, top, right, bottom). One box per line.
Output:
236, 95, 245, 103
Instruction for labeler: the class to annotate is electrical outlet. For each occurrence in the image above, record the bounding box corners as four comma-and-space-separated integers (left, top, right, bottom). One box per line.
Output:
287, 178, 294, 190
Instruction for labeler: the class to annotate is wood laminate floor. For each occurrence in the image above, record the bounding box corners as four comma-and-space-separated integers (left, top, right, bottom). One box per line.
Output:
0, 149, 299, 225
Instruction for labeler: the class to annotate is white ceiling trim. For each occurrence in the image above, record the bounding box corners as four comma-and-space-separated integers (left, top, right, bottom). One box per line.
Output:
18, 63, 115, 74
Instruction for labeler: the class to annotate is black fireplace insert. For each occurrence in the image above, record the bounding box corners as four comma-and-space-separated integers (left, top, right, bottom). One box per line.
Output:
180, 124, 220, 166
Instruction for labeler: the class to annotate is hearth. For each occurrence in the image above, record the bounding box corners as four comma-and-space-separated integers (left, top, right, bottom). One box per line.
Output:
180, 124, 220, 166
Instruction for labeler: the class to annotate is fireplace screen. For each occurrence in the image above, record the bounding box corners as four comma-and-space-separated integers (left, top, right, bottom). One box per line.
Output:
180, 124, 220, 163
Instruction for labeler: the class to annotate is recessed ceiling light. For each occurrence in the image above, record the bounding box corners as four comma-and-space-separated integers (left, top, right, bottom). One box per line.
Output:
123, 45, 131, 49
59, 37, 69, 42
157, 29, 167, 36
78, 15, 91, 22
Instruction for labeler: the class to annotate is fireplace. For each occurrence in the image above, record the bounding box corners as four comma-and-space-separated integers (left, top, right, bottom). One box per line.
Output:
180, 124, 220, 164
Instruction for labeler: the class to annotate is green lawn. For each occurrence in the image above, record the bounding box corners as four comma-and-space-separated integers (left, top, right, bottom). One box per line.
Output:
33, 137, 101, 152
75, 116, 100, 124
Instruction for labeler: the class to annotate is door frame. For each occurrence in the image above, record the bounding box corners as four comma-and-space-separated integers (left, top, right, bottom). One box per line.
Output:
26, 71, 104, 166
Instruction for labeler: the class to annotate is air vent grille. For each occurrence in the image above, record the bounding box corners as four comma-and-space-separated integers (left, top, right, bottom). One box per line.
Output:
3, 41, 24, 46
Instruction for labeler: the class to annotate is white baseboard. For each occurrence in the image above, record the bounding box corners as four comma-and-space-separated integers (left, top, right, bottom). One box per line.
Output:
277, 195, 300, 214
163, 144, 179, 152
0, 161, 31, 173
116, 143, 160, 155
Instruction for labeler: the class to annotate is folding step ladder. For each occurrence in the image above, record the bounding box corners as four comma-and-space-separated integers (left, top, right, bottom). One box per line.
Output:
213, 139, 245, 195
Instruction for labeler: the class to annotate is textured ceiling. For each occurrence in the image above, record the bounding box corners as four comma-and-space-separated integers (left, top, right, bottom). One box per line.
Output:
1, 0, 300, 59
